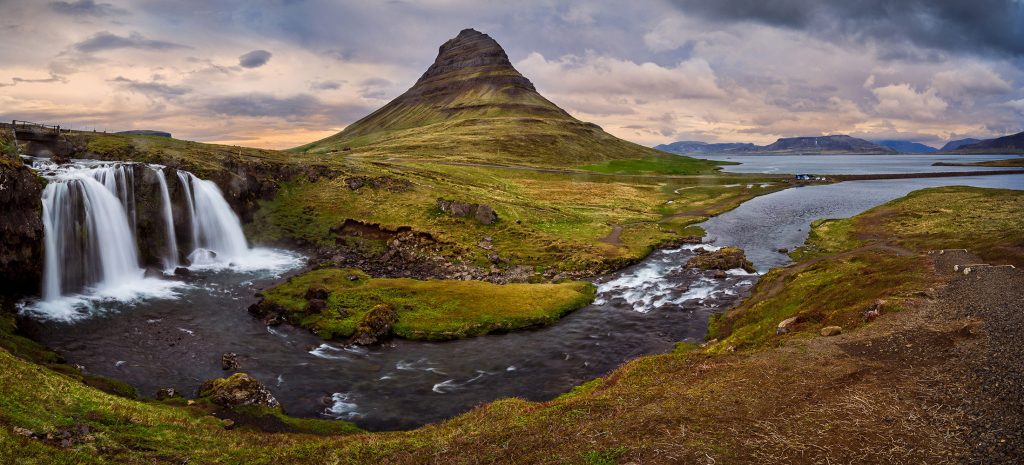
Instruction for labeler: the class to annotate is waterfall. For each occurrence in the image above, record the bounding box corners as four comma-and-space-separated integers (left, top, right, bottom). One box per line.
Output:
154, 168, 179, 270
40, 166, 144, 300
176, 171, 199, 252
177, 172, 249, 265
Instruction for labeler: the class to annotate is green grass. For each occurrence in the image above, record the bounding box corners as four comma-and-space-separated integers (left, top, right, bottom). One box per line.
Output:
579, 155, 731, 176
260, 268, 596, 340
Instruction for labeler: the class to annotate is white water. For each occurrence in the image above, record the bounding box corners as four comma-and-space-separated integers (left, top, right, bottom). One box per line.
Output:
154, 168, 179, 270
178, 173, 250, 267
23, 157, 302, 321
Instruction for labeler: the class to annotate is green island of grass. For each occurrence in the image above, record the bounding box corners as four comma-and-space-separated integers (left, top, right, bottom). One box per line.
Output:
258, 268, 597, 341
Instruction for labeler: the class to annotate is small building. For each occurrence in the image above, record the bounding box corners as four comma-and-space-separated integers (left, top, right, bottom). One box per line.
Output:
795, 174, 815, 180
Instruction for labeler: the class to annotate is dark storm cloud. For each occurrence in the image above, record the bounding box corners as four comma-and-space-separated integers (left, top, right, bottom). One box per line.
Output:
203, 93, 323, 118
111, 76, 191, 98
75, 32, 190, 53
238, 49, 272, 68
49, 0, 127, 16
667, 0, 1024, 56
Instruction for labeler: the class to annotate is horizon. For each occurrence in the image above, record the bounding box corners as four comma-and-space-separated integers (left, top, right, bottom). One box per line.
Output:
1, 0, 1023, 149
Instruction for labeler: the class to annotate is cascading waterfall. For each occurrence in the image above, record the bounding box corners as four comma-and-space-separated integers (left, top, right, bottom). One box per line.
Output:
176, 172, 249, 265
154, 168, 179, 270
24, 156, 301, 321
40, 165, 144, 301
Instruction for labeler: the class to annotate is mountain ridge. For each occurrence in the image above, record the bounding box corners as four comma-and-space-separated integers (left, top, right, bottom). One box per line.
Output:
657, 135, 896, 155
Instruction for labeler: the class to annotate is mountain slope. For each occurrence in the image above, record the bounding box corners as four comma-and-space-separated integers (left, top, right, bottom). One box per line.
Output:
874, 140, 937, 154
294, 29, 671, 167
751, 135, 896, 154
948, 131, 1024, 154
940, 138, 981, 151
656, 140, 756, 154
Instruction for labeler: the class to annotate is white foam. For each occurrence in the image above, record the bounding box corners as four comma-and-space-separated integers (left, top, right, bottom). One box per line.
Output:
20, 277, 188, 322
308, 343, 348, 360
432, 379, 459, 394
185, 248, 304, 274
324, 393, 360, 419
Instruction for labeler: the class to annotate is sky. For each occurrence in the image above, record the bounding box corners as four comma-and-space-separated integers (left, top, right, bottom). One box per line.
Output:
0, 0, 1022, 149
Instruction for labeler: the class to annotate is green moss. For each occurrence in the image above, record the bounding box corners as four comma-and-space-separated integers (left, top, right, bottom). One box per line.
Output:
261, 268, 596, 341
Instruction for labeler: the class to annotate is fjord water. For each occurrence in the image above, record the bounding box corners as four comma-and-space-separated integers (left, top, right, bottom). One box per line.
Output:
24, 156, 1024, 430
706, 153, 1024, 174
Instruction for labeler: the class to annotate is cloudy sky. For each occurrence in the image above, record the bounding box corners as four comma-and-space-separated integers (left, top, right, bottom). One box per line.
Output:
1, 0, 1022, 149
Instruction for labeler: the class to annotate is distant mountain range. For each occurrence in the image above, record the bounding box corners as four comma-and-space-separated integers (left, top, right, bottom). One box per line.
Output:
940, 138, 982, 152
873, 140, 936, 154
657, 132, 1024, 155
945, 131, 1024, 154
656, 135, 895, 155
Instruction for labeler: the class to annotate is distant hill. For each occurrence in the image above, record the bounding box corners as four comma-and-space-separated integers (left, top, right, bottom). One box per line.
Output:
949, 131, 1024, 154
115, 130, 171, 138
873, 140, 936, 154
940, 138, 981, 151
655, 140, 756, 154
295, 29, 669, 167
751, 135, 896, 154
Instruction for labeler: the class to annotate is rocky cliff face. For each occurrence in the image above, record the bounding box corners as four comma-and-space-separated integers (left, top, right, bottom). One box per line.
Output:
0, 156, 44, 297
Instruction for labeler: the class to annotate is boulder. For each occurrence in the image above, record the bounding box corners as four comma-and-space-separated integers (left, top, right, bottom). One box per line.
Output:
155, 387, 180, 400
820, 326, 843, 337
305, 284, 331, 300
686, 247, 756, 273
862, 299, 885, 322
221, 352, 239, 371
437, 198, 498, 225
304, 298, 327, 313
776, 316, 799, 335
350, 303, 399, 345
198, 373, 280, 409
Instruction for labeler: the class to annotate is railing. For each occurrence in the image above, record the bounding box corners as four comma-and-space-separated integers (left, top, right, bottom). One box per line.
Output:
11, 120, 61, 134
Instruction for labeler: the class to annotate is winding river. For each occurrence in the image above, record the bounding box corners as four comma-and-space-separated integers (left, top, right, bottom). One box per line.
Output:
19, 155, 1024, 431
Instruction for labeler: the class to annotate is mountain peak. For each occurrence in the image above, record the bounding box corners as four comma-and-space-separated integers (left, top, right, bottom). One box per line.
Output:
412, 28, 536, 94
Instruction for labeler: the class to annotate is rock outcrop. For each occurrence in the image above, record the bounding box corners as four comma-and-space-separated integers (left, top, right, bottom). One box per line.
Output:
198, 373, 280, 409
0, 155, 44, 297
437, 198, 498, 224
350, 303, 398, 345
686, 247, 756, 273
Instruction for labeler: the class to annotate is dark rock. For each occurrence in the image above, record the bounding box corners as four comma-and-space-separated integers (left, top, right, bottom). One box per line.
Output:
198, 373, 280, 409
305, 284, 330, 300
344, 175, 412, 192
776, 316, 799, 335
173, 266, 191, 276
777, 248, 789, 254
0, 158, 44, 297
712, 270, 727, 279
350, 303, 399, 345
304, 298, 327, 313
686, 247, 756, 273
155, 387, 180, 400
437, 198, 498, 224
221, 352, 239, 371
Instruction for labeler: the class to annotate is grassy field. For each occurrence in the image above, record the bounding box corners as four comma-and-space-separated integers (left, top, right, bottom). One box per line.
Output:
4, 186, 1021, 463
934, 157, 1024, 168
579, 155, 732, 175
259, 268, 595, 340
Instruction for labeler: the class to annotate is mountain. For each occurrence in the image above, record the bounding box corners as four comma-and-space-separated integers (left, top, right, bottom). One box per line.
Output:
655, 140, 756, 154
750, 135, 896, 154
295, 29, 665, 167
940, 138, 981, 151
949, 131, 1024, 154
873, 140, 936, 154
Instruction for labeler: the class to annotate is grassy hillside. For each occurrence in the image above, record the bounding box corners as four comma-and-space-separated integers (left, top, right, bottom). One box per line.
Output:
4, 186, 1021, 463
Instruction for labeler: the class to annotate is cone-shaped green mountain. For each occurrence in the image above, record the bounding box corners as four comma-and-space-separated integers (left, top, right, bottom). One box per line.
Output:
295, 29, 669, 167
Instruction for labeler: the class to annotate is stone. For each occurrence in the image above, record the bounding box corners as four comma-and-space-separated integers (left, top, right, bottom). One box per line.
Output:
862, 299, 885, 322
820, 326, 843, 337
155, 387, 180, 400
13, 426, 34, 437
712, 270, 727, 279
199, 373, 280, 409
221, 352, 239, 371
686, 247, 756, 273
304, 284, 330, 300
776, 316, 799, 335
222, 419, 236, 430
350, 303, 399, 345
437, 198, 499, 225
777, 248, 789, 253
304, 298, 327, 313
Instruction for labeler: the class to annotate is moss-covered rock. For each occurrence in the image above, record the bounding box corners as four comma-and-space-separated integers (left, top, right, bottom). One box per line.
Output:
686, 247, 756, 273
350, 303, 399, 345
198, 373, 280, 410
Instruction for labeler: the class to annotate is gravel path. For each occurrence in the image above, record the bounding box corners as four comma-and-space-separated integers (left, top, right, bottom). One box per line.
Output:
931, 250, 1024, 463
